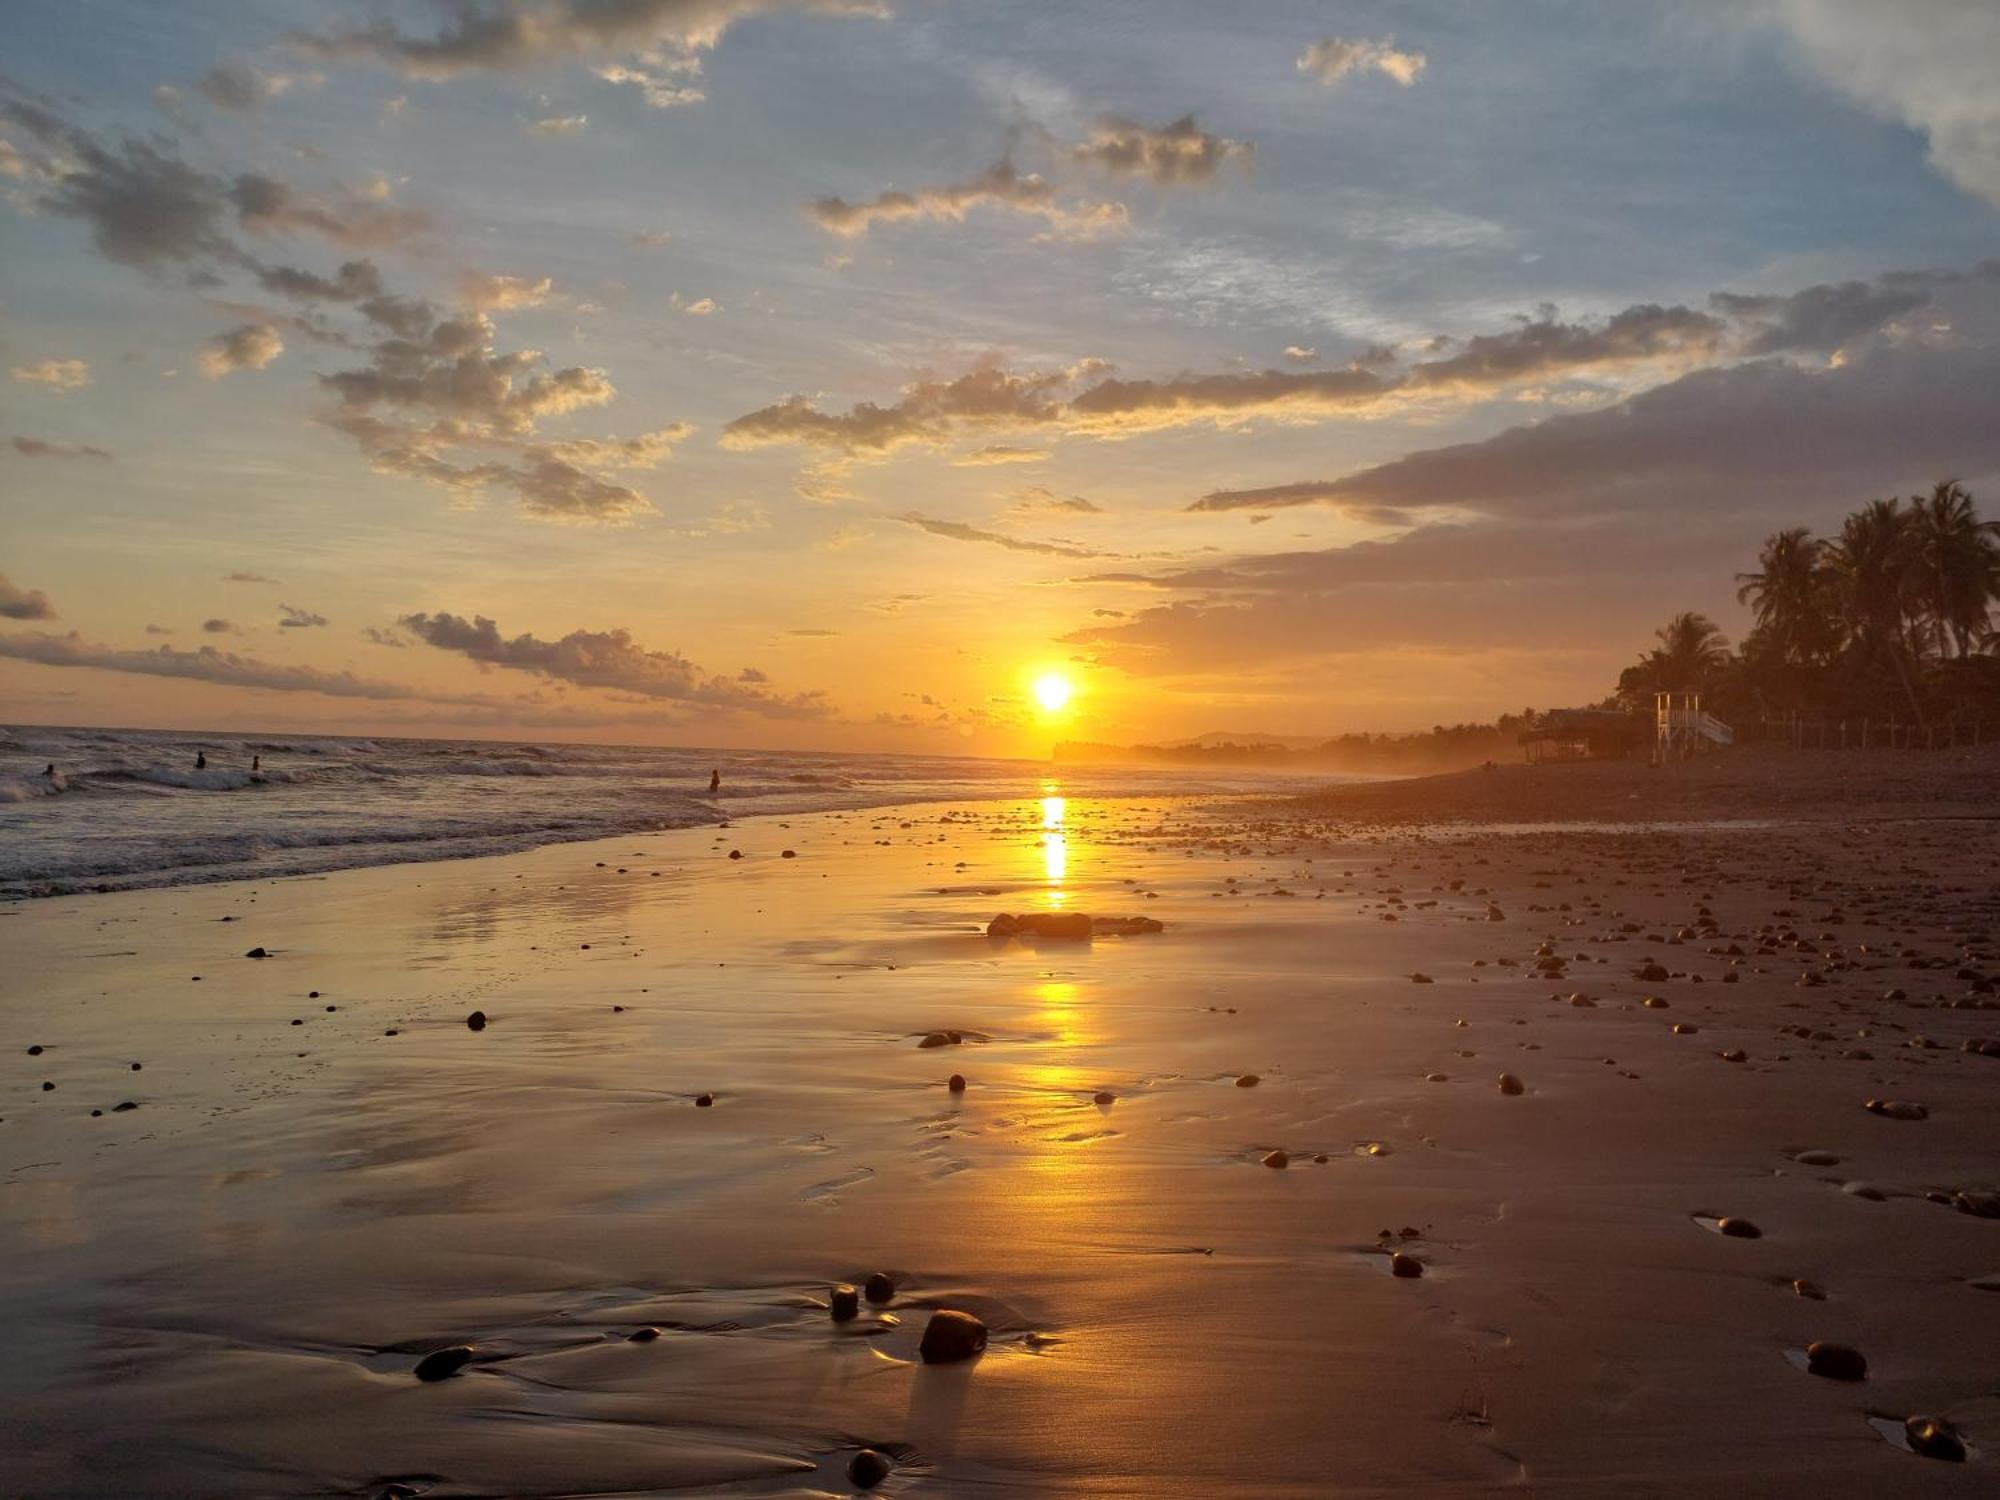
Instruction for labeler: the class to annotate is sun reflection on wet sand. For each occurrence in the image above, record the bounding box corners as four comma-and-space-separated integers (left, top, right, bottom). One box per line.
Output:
1040, 794, 1067, 901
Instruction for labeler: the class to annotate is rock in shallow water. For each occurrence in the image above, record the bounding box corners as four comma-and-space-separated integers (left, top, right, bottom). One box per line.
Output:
1806, 1341, 1866, 1380
848, 1449, 893, 1487
917, 1308, 988, 1363
628, 1326, 662, 1342
829, 1284, 859, 1320
1390, 1252, 1424, 1279
1497, 1073, 1525, 1095
1716, 1217, 1762, 1238
412, 1345, 474, 1382
863, 1272, 895, 1305
947, 1073, 966, 1093
1904, 1415, 1966, 1462
1262, 1149, 1289, 1169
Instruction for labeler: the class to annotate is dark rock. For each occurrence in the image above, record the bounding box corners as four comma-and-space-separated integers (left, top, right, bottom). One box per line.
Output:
829, 1283, 860, 1320
1717, 1216, 1762, 1238
1390, 1252, 1424, 1279
25, 1045, 42, 1056
1235, 1074, 1259, 1087
918, 1308, 988, 1364
848, 1449, 893, 1488
413, 1345, 474, 1382
465, 1010, 487, 1031
1805, 1341, 1866, 1380
628, 1326, 662, 1342
987, 910, 1093, 941
1635, 961, 1669, 981
694, 1093, 714, 1107
1261, 1149, 1290, 1169
728, 850, 743, 860
1497, 1073, 1525, 1095
1092, 915, 1165, 936
112, 1101, 138, 1112
947, 1073, 966, 1093
245, 947, 269, 959
1792, 1278, 1827, 1300
1904, 1415, 1966, 1462
863, 1272, 895, 1305
781, 849, 797, 859
918, 1032, 952, 1049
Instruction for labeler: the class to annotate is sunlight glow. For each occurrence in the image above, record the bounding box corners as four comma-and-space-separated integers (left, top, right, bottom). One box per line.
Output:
1032, 672, 1074, 713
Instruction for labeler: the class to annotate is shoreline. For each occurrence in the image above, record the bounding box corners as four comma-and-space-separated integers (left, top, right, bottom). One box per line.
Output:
4, 782, 1997, 1494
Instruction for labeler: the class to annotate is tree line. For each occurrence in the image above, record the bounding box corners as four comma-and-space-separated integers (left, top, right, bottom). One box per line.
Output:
1620, 481, 2000, 727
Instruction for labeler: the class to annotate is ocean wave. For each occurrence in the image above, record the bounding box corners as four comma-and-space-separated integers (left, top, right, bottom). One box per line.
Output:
0, 772, 67, 802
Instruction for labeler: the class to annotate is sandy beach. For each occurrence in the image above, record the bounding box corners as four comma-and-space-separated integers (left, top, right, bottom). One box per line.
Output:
4, 756, 1999, 1496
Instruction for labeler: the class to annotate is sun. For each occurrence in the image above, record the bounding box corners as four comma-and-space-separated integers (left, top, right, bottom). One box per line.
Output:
1032, 671, 1075, 714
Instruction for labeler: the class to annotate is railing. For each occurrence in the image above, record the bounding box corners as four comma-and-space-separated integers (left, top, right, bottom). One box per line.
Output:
1736, 717, 1989, 750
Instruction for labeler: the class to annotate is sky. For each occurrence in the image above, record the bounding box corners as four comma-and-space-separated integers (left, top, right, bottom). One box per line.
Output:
3, 0, 1999, 756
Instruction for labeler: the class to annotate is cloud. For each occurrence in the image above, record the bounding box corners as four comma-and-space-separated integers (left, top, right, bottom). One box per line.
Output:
897, 513, 1107, 558
10, 358, 91, 390
228, 172, 432, 248
1009, 485, 1103, 516
807, 159, 1127, 239
0, 630, 478, 703
199, 322, 285, 377
255, 257, 385, 302
0, 575, 57, 620
596, 61, 705, 108
458, 271, 556, 310
194, 60, 306, 111
10, 436, 111, 460
629, 227, 674, 248
288, 1, 889, 81
527, 114, 589, 137
1770, 0, 2000, 206
1187, 481, 1411, 521
680, 295, 718, 315
1283, 345, 1317, 363
953, 444, 1049, 465
1296, 36, 1428, 88
1071, 114, 1253, 185
397, 611, 828, 717
278, 603, 329, 628
201, 618, 237, 633
723, 266, 1975, 458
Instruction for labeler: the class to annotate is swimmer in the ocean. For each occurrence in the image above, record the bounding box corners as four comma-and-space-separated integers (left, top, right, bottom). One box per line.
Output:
709, 768, 721, 793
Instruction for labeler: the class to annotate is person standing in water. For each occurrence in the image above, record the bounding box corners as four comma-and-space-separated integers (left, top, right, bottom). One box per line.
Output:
195, 752, 207, 770
709, 768, 721, 793
252, 755, 260, 772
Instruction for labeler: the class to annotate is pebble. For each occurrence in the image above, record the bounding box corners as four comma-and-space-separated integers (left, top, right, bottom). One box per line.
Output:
1672, 1023, 1699, 1035
1093, 1090, 1116, 1106
412, 1346, 474, 1382
1235, 1074, 1259, 1087
465, 1010, 487, 1031
628, 1326, 662, 1342
917, 1308, 988, 1363
848, 1449, 892, 1488
1904, 1415, 1966, 1462
1716, 1216, 1761, 1238
1261, 1149, 1289, 1169
244, 947, 269, 959
1865, 1099, 1928, 1120
1390, 1252, 1424, 1279
1842, 1181, 1886, 1201
918, 1032, 952, 1049
1642, 996, 1669, 1009
694, 1093, 714, 1107
1805, 1341, 1866, 1380
947, 1074, 966, 1093
1793, 1150, 1840, 1166
829, 1284, 860, 1320
1792, 1278, 1827, 1300
863, 1272, 896, 1304
1497, 1073, 1525, 1095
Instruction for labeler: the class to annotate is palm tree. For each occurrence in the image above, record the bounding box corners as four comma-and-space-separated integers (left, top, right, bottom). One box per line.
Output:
1735, 527, 1832, 666
1641, 611, 1731, 693
1909, 480, 2000, 659
1825, 497, 1925, 720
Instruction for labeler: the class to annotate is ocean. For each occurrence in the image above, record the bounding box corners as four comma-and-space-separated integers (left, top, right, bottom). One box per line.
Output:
0, 724, 1312, 899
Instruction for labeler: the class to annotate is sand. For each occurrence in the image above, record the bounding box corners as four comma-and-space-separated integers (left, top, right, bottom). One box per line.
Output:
3, 760, 1998, 1496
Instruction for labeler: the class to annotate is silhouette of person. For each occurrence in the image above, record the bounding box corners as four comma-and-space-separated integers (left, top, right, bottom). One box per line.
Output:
252, 754, 260, 771
195, 751, 207, 770
43, 763, 56, 777
709, 768, 721, 793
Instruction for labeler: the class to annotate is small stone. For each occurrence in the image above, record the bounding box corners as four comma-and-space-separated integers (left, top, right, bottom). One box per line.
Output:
25, 1045, 42, 1056
628, 1326, 662, 1342
1636, 961, 1669, 981
1904, 1415, 1966, 1462
694, 1093, 714, 1107
1805, 1341, 1866, 1380
829, 1284, 860, 1320
917, 1308, 988, 1364
1842, 1181, 1886, 1201
1642, 996, 1669, 1009
848, 1449, 893, 1488
1792, 1278, 1827, 1300
863, 1272, 895, 1304
1718, 1048, 1747, 1062
728, 849, 743, 860
245, 947, 269, 959
465, 1010, 487, 1031
781, 849, 797, 858
918, 1032, 952, 1049
1235, 1074, 1259, 1087
947, 1074, 966, 1093
1390, 1252, 1423, 1279
1092, 1090, 1116, 1106
1864, 1099, 1927, 1120
1410, 972, 1434, 984
1793, 1150, 1840, 1166
1717, 1216, 1761, 1238
1261, 1149, 1290, 1169
412, 1345, 474, 1382
1673, 1023, 1699, 1035
1497, 1073, 1525, 1095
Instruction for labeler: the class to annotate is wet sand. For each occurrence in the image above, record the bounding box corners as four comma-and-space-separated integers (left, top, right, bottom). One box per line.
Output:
3, 767, 1998, 1496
